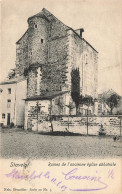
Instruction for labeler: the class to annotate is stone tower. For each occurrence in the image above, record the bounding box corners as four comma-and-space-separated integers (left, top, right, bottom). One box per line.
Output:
27, 13, 50, 65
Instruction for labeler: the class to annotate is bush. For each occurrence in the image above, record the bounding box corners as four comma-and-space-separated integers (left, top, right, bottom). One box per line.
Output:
27, 128, 32, 132
10, 122, 14, 128
0, 123, 3, 127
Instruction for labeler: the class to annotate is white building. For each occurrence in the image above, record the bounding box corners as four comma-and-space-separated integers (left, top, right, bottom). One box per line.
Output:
0, 78, 27, 126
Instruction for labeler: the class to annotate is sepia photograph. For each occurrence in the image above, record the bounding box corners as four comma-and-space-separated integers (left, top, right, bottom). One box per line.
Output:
0, 0, 122, 193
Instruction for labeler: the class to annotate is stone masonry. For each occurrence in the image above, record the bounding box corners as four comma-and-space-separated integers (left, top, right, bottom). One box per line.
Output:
16, 8, 98, 99
15, 8, 99, 130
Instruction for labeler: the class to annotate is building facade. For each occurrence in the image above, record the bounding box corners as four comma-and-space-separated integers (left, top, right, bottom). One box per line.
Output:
0, 8, 98, 130
15, 8, 98, 98
0, 78, 27, 126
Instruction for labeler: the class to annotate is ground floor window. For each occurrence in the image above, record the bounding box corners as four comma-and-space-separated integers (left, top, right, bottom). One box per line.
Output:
2, 113, 5, 119
7, 99, 11, 108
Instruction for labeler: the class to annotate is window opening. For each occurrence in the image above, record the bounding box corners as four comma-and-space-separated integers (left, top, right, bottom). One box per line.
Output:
2, 114, 5, 119
8, 88, 11, 94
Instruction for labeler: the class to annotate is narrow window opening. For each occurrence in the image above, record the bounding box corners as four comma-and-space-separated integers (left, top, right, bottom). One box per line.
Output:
8, 88, 11, 94
41, 39, 44, 44
60, 86, 62, 91
34, 24, 37, 28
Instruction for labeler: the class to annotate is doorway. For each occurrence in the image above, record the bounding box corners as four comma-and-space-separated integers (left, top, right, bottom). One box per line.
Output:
7, 113, 10, 125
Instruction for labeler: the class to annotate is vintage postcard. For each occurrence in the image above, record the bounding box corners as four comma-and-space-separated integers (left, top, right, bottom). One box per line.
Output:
0, 0, 122, 193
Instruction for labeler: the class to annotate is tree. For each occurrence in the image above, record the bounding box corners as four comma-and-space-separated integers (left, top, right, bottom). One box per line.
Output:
81, 96, 94, 114
100, 92, 111, 113
65, 101, 75, 116
106, 94, 121, 114
71, 68, 80, 115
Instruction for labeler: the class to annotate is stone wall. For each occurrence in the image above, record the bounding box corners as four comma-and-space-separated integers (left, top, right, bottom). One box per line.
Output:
27, 67, 37, 97
16, 9, 98, 106
48, 36, 68, 62
40, 62, 69, 92
42, 8, 68, 38
43, 18, 69, 92
16, 79, 27, 126
28, 17, 49, 65
51, 93, 71, 115
67, 29, 98, 99
16, 31, 28, 77
52, 116, 121, 136
24, 103, 121, 135
24, 100, 50, 131
24, 93, 71, 131
16, 11, 70, 96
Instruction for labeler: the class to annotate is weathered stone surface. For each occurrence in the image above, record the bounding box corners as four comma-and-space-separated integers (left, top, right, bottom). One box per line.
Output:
52, 116, 121, 135
16, 30, 28, 77
16, 8, 98, 130
16, 9, 71, 97
16, 8, 98, 99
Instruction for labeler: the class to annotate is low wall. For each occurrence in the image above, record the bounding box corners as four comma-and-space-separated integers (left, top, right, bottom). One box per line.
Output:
52, 116, 122, 136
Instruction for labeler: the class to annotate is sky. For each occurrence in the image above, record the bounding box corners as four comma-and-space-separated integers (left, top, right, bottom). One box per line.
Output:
0, 0, 122, 95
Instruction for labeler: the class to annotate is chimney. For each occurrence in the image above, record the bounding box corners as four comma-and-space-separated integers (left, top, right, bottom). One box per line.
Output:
80, 28, 84, 38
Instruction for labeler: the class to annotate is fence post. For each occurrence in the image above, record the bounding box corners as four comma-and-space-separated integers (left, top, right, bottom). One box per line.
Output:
68, 115, 69, 129
120, 117, 121, 137
87, 109, 88, 135
50, 100, 53, 132
37, 100, 39, 132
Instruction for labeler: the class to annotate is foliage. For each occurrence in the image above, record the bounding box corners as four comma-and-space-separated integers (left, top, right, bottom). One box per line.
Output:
10, 122, 14, 128
99, 90, 122, 115
81, 96, 94, 107
106, 94, 121, 114
79, 96, 94, 115
71, 92, 80, 111
71, 68, 80, 114
24, 68, 28, 77
65, 101, 75, 115
7, 69, 15, 79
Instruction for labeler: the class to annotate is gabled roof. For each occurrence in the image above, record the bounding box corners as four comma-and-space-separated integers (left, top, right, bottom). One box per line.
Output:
27, 8, 69, 30
0, 77, 27, 85
66, 28, 98, 53
0, 79, 17, 85
42, 8, 69, 29
27, 10, 50, 23
17, 8, 69, 44
24, 91, 69, 101
16, 8, 98, 53
16, 29, 28, 44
